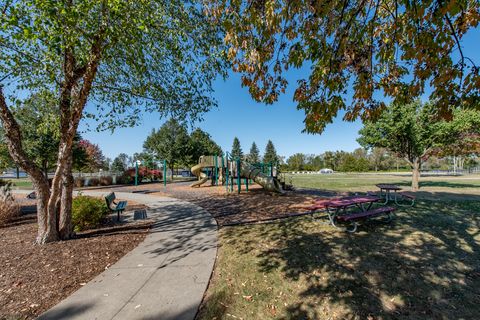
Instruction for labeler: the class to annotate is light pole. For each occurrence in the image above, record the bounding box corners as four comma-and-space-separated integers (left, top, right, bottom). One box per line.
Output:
135, 160, 142, 186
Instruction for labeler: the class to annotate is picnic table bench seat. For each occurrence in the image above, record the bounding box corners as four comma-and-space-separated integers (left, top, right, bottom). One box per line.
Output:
399, 192, 415, 199
306, 199, 332, 211
105, 192, 128, 221
336, 206, 396, 222
397, 192, 416, 206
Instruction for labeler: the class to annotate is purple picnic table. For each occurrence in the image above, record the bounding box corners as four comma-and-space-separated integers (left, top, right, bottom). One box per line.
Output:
376, 184, 402, 204
323, 195, 381, 230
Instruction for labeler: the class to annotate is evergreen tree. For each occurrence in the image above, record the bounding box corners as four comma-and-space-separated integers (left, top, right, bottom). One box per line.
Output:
247, 142, 260, 163
231, 137, 243, 160
263, 140, 278, 164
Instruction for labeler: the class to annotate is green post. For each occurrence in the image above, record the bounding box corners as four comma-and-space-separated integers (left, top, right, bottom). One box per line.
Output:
245, 178, 248, 192
135, 161, 139, 186
236, 158, 241, 194
270, 162, 273, 177
225, 157, 229, 192
214, 155, 218, 186
221, 155, 225, 186
163, 159, 167, 187
225, 153, 231, 192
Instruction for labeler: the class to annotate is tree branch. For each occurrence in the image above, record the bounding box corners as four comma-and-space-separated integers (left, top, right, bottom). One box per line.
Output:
0, 87, 47, 186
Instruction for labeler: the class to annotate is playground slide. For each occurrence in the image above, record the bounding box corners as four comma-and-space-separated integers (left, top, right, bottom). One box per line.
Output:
240, 162, 283, 193
190, 163, 209, 187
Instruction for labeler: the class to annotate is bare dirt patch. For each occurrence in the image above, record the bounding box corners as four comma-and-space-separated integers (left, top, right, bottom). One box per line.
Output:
0, 202, 151, 320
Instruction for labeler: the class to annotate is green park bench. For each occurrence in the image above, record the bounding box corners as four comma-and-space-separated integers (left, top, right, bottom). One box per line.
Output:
105, 192, 127, 221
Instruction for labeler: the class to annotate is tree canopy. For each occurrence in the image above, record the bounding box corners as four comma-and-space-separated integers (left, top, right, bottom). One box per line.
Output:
190, 128, 223, 163
0, 0, 227, 243
143, 119, 191, 173
1, 91, 59, 177
358, 101, 480, 189
77, 140, 106, 172
287, 153, 306, 171
111, 153, 129, 172
206, 0, 480, 132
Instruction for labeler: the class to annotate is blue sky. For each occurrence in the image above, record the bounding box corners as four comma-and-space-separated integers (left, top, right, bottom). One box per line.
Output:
80, 70, 364, 161
80, 28, 480, 161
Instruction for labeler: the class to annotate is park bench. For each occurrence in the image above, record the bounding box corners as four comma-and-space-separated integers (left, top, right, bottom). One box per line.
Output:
105, 192, 127, 221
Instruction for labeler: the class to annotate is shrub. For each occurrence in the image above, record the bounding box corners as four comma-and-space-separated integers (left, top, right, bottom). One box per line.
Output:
0, 200, 20, 226
149, 169, 163, 181
117, 174, 133, 185
117, 167, 163, 184
125, 168, 143, 182
74, 177, 85, 188
99, 176, 113, 186
72, 195, 109, 231
87, 177, 100, 186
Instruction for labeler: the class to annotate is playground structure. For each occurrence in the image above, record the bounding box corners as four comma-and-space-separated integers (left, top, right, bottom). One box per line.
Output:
190, 156, 223, 188
190, 154, 283, 193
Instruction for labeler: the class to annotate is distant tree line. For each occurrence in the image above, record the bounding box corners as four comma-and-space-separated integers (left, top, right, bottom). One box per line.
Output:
284, 148, 397, 172
283, 148, 479, 173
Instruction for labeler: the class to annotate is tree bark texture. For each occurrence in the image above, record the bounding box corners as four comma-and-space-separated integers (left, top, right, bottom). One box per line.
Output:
59, 151, 74, 239
411, 158, 421, 191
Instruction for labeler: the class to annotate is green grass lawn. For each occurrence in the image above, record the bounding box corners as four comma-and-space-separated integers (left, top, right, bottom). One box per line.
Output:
5, 178, 33, 189
199, 173, 480, 319
199, 199, 480, 319
285, 172, 480, 193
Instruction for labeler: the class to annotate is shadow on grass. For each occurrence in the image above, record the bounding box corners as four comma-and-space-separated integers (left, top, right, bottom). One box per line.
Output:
395, 180, 480, 189
220, 199, 480, 319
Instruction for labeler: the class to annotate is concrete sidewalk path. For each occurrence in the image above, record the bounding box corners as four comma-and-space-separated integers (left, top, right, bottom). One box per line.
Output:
34, 191, 217, 320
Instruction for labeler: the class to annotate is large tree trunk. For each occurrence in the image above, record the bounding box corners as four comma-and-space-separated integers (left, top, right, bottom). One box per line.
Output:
59, 151, 74, 239
33, 178, 59, 243
411, 158, 421, 191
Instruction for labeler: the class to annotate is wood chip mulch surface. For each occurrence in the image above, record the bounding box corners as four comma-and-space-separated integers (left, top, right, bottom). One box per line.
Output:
1, 202, 151, 320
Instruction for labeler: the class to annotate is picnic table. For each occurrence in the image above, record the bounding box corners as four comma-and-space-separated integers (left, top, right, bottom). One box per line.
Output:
322, 195, 395, 232
376, 184, 402, 204
376, 184, 415, 206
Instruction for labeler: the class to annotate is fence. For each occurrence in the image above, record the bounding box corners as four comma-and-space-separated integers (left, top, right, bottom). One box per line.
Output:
421, 166, 480, 175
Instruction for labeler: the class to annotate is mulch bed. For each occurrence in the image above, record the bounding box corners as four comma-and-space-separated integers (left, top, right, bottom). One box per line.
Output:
0, 202, 151, 320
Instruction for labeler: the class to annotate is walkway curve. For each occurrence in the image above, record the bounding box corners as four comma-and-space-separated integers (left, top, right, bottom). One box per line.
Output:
35, 191, 218, 320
